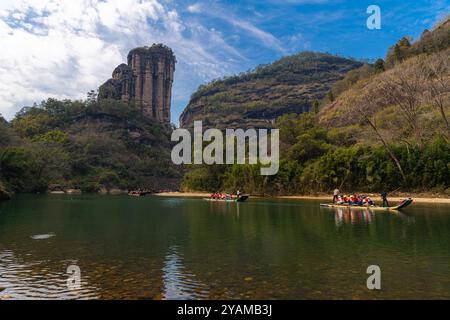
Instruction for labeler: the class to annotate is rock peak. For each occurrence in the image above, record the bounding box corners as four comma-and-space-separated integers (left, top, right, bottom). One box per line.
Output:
99, 44, 176, 124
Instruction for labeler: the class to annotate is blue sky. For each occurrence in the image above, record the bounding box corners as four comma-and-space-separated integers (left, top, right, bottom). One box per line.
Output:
0, 0, 448, 123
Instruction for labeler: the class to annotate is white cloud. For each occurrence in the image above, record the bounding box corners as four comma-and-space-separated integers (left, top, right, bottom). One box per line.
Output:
0, 0, 242, 121
186, 2, 285, 54
187, 3, 202, 14
224, 17, 285, 53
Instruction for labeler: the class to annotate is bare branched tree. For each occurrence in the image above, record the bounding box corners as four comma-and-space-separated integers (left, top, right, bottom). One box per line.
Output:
355, 83, 407, 182
422, 51, 450, 139
380, 59, 427, 149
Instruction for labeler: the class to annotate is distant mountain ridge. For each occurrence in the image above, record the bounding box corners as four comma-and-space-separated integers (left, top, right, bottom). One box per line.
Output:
180, 52, 363, 129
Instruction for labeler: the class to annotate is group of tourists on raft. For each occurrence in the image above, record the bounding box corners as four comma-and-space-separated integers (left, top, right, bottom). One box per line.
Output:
210, 190, 241, 200
332, 188, 390, 207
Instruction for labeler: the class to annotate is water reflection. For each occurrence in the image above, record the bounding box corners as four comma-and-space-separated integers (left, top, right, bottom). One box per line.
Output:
334, 208, 375, 227
162, 246, 208, 300
0, 250, 99, 299
392, 211, 415, 224
0, 195, 448, 299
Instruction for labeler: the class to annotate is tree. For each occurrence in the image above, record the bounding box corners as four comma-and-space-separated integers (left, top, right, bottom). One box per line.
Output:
356, 84, 407, 182
312, 100, 320, 114
423, 51, 450, 139
374, 58, 385, 72
87, 90, 98, 104
380, 58, 426, 149
327, 90, 335, 102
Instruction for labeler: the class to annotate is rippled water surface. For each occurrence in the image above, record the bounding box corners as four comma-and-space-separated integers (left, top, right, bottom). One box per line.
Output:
0, 195, 449, 299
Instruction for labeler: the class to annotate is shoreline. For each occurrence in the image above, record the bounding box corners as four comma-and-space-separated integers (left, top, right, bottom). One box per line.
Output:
154, 192, 450, 204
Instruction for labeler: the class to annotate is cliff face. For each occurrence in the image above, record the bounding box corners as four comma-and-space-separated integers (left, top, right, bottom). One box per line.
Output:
99, 44, 176, 124
180, 52, 362, 129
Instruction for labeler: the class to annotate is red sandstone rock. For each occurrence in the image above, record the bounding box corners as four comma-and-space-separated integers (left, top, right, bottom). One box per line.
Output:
99, 44, 176, 124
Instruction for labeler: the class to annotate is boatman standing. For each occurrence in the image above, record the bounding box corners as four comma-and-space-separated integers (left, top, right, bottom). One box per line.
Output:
333, 188, 340, 203
381, 192, 389, 207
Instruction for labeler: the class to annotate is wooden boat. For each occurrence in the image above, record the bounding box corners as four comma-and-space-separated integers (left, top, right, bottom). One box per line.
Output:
320, 198, 413, 211
203, 195, 249, 203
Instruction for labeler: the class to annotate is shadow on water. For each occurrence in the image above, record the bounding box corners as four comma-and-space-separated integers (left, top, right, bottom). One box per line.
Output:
0, 195, 449, 299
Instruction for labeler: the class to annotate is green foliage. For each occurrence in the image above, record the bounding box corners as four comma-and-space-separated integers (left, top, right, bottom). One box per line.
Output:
0, 147, 42, 192
181, 165, 227, 192
181, 110, 450, 195
1, 98, 181, 193
32, 130, 68, 143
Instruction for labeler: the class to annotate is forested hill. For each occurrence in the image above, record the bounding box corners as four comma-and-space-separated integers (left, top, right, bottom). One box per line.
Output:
179, 52, 362, 129
180, 18, 450, 196
0, 99, 182, 195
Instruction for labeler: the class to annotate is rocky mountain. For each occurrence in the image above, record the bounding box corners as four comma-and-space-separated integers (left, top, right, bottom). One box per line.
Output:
98, 44, 176, 125
179, 52, 362, 129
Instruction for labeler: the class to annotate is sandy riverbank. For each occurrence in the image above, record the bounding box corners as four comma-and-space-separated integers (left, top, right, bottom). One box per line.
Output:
155, 192, 450, 204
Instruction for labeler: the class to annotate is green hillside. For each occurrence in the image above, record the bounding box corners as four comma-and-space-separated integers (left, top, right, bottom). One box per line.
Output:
180, 52, 363, 129
0, 98, 181, 195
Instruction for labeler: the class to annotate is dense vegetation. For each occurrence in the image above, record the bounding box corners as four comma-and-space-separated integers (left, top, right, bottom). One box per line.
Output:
181, 18, 450, 195
181, 112, 449, 195
0, 98, 181, 195
180, 52, 362, 129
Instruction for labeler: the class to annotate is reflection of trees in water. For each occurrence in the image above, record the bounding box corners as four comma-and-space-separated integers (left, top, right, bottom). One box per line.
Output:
162, 246, 209, 300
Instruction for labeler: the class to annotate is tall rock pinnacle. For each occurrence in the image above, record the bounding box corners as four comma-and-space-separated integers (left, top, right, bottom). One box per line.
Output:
99, 44, 176, 124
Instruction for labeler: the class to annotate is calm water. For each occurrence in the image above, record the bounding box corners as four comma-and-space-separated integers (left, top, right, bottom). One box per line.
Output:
0, 195, 449, 300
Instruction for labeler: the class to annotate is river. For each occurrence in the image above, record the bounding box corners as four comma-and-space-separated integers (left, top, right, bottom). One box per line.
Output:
0, 194, 449, 299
